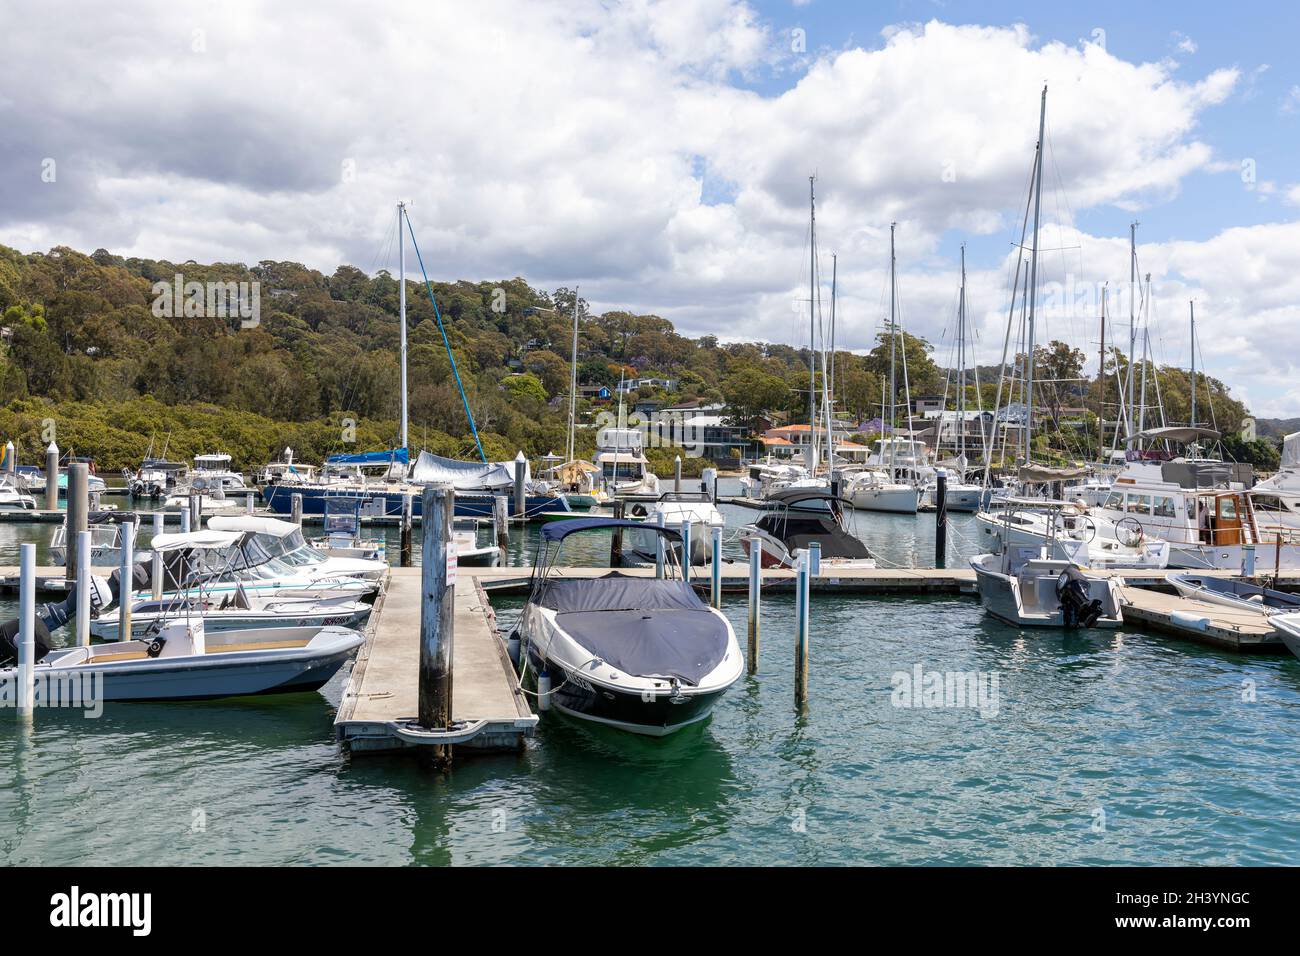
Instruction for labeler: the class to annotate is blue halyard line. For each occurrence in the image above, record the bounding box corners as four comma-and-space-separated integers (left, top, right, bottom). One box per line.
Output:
402, 210, 487, 464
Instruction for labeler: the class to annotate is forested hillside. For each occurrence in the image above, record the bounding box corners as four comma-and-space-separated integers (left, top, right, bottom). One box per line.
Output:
0, 244, 1268, 473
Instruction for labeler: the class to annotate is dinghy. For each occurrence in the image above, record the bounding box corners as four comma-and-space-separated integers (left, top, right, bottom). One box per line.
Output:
5, 617, 363, 702
1167, 573, 1300, 616
1273, 613, 1300, 662
517, 517, 742, 736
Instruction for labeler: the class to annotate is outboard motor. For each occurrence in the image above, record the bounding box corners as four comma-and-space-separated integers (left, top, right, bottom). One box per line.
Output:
0, 616, 52, 667
1056, 565, 1104, 628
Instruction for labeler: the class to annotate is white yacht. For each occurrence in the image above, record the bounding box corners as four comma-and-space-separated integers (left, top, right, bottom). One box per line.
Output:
594, 425, 659, 496
975, 497, 1169, 570
845, 468, 920, 514
628, 491, 726, 565
191, 453, 247, 492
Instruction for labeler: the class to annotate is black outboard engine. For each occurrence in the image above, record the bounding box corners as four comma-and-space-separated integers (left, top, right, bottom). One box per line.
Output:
2, 564, 130, 664
1056, 565, 1104, 628
0, 616, 52, 667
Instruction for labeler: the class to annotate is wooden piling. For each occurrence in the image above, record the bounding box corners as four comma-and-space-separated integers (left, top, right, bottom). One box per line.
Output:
794, 550, 810, 709
934, 470, 948, 569
493, 495, 508, 563
513, 451, 527, 518
417, 484, 455, 763
610, 500, 626, 567
65, 462, 89, 582
44, 442, 59, 512
400, 493, 413, 568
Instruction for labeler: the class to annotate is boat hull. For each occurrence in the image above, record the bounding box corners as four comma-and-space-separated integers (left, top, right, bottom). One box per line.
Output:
261, 483, 568, 520
849, 486, 918, 514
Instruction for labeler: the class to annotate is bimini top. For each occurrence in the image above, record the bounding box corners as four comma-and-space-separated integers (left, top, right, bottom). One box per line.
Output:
148, 530, 244, 553
208, 515, 301, 537
763, 488, 851, 508
541, 517, 682, 542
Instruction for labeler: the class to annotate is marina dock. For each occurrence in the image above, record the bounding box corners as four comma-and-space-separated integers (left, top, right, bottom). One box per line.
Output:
335, 568, 537, 752
1116, 585, 1286, 653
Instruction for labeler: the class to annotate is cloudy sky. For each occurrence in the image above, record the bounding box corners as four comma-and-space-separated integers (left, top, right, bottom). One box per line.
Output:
2, 0, 1298, 416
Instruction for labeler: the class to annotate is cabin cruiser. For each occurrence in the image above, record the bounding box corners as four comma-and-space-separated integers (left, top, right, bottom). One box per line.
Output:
1250, 431, 1300, 535
971, 546, 1125, 628
593, 425, 659, 496
191, 453, 247, 492
49, 511, 151, 567
975, 497, 1169, 570
309, 495, 386, 561
627, 491, 726, 565
844, 469, 919, 514
739, 488, 877, 569
517, 517, 743, 735
208, 514, 387, 582
257, 447, 319, 486
739, 460, 810, 499
1094, 428, 1300, 569
125, 457, 187, 498
866, 438, 935, 490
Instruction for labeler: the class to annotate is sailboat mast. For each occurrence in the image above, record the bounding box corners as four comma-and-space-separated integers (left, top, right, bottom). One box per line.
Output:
398, 201, 409, 451
1127, 221, 1138, 441
1138, 273, 1150, 436
829, 253, 837, 422
807, 176, 818, 470
1190, 300, 1197, 429
1024, 85, 1047, 459
1097, 284, 1107, 458
888, 222, 898, 479
825, 254, 837, 465
958, 243, 967, 461
566, 287, 579, 464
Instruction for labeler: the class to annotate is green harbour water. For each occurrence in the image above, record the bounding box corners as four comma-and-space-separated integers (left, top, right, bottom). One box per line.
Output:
2, 482, 1300, 865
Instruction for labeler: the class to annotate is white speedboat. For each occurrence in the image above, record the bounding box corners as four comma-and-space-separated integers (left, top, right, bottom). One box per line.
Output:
739, 488, 876, 569
1166, 573, 1300, 616
627, 492, 725, 565
971, 549, 1125, 628
90, 589, 372, 640
208, 515, 387, 582
7, 617, 363, 702
452, 518, 501, 566
191, 452, 247, 492
138, 529, 375, 605
517, 517, 742, 736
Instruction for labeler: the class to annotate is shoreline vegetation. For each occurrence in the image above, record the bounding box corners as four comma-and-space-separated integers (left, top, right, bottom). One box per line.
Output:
0, 243, 1281, 475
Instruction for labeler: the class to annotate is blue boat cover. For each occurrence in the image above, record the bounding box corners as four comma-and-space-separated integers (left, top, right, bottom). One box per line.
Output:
325, 448, 409, 465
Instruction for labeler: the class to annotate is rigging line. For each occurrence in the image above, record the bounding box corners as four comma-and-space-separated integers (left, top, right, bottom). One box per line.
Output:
403, 209, 487, 463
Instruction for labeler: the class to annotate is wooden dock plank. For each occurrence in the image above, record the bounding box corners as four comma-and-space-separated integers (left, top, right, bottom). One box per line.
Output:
1117, 585, 1284, 653
335, 568, 536, 752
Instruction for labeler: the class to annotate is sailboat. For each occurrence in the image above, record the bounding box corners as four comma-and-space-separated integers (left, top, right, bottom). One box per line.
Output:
971, 87, 1125, 626
261, 203, 570, 520
846, 222, 922, 514
937, 245, 987, 512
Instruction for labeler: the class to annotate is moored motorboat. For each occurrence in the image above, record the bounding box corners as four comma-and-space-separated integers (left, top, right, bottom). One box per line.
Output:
1273, 612, 1300, 662
970, 549, 1124, 628
627, 491, 725, 565
91, 591, 372, 640
208, 514, 387, 581
517, 517, 742, 736
739, 488, 876, 569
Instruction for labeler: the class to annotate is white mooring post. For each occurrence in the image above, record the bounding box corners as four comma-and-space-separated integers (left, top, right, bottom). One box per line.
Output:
151, 512, 165, 601
189, 493, 202, 531
65, 462, 89, 583
794, 549, 810, 709
118, 519, 135, 642
17, 543, 36, 719
3, 439, 13, 476
75, 530, 92, 647
290, 492, 303, 527
418, 483, 455, 764
679, 519, 692, 576
1242, 543, 1256, 577
747, 543, 761, 674
655, 512, 665, 579
180, 503, 191, 533
809, 541, 821, 577
674, 455, 682, 494
245, 493, 254, 515
710, 525, 723, 609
